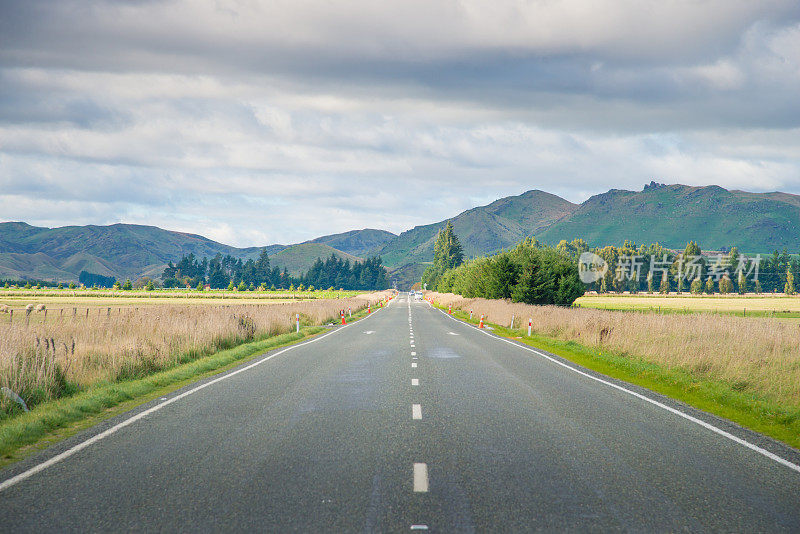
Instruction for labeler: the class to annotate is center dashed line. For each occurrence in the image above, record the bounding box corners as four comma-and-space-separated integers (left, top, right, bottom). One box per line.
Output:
412, 378, 419, 386
413, 463, 428, 492
412, 362, 417, 368
412, 404, 422, 419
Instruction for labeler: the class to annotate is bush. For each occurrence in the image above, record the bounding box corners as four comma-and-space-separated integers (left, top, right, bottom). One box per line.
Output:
434, 240, 584, 306
68, 282, 76, 289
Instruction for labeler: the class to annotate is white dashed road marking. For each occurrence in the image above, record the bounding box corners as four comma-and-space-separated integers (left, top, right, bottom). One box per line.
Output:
412, 362, 417, 368
412, 378, 419, 386
413, 463, 428, 492
412, 404, 422, 419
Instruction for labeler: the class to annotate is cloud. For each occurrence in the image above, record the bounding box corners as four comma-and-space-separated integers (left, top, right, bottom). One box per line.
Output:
1, 0, 800, 246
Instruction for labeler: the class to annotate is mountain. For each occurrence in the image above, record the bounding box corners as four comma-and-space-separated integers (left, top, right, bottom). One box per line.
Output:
0, 222, 281, 282
536, 183, 800, 252
269, 243, 363, 276
373, 190, 577, 267
303, 229, 396, 257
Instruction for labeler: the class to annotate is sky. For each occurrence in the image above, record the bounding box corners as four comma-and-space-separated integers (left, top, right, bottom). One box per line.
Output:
1, 0, 800, 247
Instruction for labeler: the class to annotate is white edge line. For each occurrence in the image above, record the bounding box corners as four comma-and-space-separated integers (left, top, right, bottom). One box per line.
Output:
437, 308, 800, 475
0, 304, 388, 493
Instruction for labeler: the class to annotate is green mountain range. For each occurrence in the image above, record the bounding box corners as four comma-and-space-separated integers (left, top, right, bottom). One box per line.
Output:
536, 182, 800, 252
3, 183, 800, 286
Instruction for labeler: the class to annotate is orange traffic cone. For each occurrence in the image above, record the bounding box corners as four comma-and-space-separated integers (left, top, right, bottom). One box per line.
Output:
479, 314, 484, 329
448, 304, 452, 314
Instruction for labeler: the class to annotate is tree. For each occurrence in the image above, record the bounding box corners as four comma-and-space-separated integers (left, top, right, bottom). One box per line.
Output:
659, 271, 670, 294
422, 221, 464, 289
122, 279, 133, 290
705, 277, 716, 294
719, 275, 733, 294
690, 277, 703, 295
68, 282, 76, 289
785, 268, 796, 295
237, 281, 247, 291
738, 270, 747, 294
113, 281, 121, 290
197, 282, 204, 291
646, 271, 654, 294
145, 280, 155, 291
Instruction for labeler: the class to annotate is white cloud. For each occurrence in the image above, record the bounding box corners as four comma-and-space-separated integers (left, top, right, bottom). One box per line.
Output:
1, 1, 800, 246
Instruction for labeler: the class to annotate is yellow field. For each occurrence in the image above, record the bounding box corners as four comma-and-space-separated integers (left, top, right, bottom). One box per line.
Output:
576, 294, 800, 316
0, 289, 361, 312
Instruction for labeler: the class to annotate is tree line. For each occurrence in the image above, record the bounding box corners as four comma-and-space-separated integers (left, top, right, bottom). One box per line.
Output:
424, 222, 585, 306
162, 249, 389, 290
557, 238, 799, 294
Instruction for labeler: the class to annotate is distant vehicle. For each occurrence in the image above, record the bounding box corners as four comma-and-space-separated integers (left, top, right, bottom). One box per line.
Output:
414, 292, 422, 301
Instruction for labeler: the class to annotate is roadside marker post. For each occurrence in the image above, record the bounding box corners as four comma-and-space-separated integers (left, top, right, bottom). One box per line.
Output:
348, 306, 351, 317
528, 318, 532, 336
469, 309, 473, 320
479, 314, 484, 329
448, 304, 452, 315
296, 313, 300, 333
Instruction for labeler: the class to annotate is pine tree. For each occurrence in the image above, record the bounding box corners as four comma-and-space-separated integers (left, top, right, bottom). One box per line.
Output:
738, 270, 747, 294
423, 220, 464, 289
647, 271, 654, 294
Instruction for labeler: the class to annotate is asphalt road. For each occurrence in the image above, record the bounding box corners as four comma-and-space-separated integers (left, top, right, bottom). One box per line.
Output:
1, 294, 799, 532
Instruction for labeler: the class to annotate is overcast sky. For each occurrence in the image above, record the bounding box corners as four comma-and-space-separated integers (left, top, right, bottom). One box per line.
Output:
2, 1, 800, 246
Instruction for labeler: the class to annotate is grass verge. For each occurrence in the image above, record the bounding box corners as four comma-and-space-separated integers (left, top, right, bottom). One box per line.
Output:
0, 305, 378, 468
438, 305, 800, 450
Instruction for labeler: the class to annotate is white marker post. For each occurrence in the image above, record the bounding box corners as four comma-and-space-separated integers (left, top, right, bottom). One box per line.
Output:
528, 318, 532, 336
348, 306, 351, 318
296, 313, 300, 333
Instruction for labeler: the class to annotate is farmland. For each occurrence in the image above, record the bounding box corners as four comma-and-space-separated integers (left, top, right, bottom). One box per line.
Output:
0, 289, 392, 418
576, 293, 800, 318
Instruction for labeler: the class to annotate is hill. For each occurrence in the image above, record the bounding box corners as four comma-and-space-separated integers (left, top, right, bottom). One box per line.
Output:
536, 183, 800, 252
372, 190, 577, 267
304, 229, 396, 257
0, 222, 281, 282
269, 243, 363, 276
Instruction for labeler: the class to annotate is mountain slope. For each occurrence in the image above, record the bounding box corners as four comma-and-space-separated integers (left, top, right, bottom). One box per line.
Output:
536, 183, 800, 252
269, 243, 363, 276
0, 222, 282, 282
304, 229, 396, 257
373, 190, 577, 267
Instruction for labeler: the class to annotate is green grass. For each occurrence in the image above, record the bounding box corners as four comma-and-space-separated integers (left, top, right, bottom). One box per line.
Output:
438, 305, 800, 450
0, 305, 377, 467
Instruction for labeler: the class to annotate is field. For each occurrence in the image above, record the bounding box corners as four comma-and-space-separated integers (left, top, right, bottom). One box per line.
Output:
577, 293, 800, 318
0, 289, 392, 417
430, 292, 800, 446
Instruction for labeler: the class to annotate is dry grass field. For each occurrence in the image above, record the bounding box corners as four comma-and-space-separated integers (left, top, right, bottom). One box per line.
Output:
576, 293, 800, 317
0, 291, 392, 415
431, 293, 800, 411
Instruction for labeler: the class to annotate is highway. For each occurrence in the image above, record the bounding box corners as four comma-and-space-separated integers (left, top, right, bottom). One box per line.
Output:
1, 293, 799, 532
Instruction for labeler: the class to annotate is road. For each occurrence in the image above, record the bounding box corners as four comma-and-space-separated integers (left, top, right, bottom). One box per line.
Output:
1, 293, 799, 532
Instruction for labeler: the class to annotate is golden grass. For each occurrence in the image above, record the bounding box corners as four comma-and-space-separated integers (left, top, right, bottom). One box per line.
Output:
577, 294, 800, 314
431, 292, 800, 409
0, 291, 392, 413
